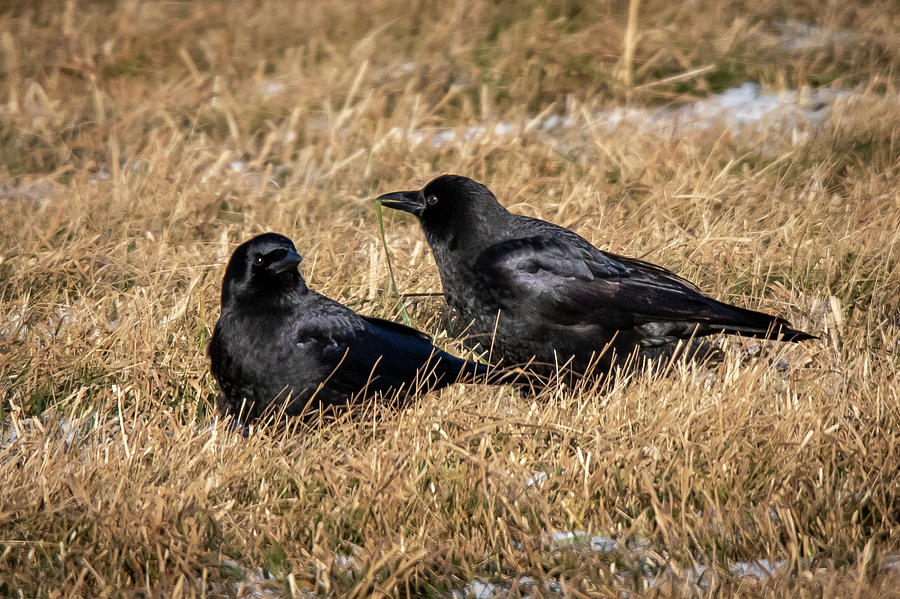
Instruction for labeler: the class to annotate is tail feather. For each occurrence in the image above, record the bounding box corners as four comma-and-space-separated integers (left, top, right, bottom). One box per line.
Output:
700, 298, 817, 342
437, 354, 541, 388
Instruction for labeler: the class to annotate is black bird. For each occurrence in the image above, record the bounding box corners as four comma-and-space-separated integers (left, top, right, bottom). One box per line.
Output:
208, 233, 507, 423
378, 175, 815, 376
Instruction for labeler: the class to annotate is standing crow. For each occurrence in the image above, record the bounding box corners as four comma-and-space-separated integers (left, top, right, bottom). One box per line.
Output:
378, 175, 815, 376
208, 232, 505, 423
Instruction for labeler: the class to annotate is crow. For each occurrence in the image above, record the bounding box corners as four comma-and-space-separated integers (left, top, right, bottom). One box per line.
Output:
208, 232, 509, 424
378, 174, 815, 376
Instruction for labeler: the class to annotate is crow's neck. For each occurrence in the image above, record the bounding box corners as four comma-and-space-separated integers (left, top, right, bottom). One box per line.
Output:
425, 208, 514, 302
425, 204, 511, 258
235, 280, 310, 314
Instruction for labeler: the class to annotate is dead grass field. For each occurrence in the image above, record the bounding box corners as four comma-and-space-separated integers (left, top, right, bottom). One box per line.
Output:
1, 0, 899, 597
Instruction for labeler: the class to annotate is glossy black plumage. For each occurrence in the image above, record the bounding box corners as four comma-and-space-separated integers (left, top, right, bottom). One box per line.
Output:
378, 175, 815, 375
208, 233, 501, 423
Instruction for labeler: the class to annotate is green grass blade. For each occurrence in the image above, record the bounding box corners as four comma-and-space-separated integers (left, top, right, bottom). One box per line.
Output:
374, 198, 412, 325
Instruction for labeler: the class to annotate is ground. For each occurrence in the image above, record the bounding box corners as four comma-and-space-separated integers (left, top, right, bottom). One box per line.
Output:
0, 0, 898, 597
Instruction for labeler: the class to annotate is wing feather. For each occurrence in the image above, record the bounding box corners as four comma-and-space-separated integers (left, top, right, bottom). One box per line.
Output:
475, 235, 729, 327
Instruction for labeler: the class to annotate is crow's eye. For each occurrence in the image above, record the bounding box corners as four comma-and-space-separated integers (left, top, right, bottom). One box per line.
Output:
253, 255, 265, 266
426, 194, 439, 206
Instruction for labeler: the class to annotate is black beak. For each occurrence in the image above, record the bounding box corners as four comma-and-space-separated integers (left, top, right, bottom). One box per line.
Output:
377, 190, 425, 217
270, 249, 303, 274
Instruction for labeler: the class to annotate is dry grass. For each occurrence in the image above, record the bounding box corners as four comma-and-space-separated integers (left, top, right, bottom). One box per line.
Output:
1, 0, 899, 596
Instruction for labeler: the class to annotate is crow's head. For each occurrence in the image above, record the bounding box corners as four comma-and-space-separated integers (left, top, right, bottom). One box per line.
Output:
221, 233, 306, 306
377, 175, 507, 244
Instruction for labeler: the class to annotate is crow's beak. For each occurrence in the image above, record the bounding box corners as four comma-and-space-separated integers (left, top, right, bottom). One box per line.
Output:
377, 190, 425, 217
270, 249, 303, 274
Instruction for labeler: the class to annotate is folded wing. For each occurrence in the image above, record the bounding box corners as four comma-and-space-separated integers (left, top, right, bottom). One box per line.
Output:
477, 236, 814, 342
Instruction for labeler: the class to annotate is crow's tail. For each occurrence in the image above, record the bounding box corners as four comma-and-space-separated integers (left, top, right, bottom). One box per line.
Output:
438, 355, 539, 388
698, 298, 817, 342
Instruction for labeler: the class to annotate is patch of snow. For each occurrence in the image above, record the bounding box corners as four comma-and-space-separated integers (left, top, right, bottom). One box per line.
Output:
729, 558, 787, 579
593, 106, 648, 131
429, 122, 520, 147
543, 528, 803, 590
58, 417, 78, 446
493, 122, 517, 136
2, 416, 83, 449
0, 180, 55, 206
548, 530, 619, 553
547, 530, 619, 554
591, 82, 842, 144
430, 130, 457, 147
591, 536, 619, 553
473, 580, 500, 598
462, 126, 485, 141
405, 130, 425, 146
457, 580, 499, 599
333, 553, 359, 572
540, 114, 576, 131
525, 471, 547, 488
681, 82, 835, 129
549, 530, 588, 545
258, 79, 287, 99
227, 562, 281, 599
2, 420, 22, 446
388, 82, 863, 155
90, 170, 111, 184
199, 559, 316, 599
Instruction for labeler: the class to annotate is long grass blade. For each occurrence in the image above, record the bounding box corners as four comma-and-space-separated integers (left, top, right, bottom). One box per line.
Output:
374, 198, 412, 325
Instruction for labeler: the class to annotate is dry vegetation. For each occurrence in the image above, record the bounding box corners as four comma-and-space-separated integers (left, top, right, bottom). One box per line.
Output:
1, 0, 899, 597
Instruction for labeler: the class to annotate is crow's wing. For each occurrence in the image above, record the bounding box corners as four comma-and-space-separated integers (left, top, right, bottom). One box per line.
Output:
294, 291, 493, 397
358, 316, 488, 386
475, 235, 809, 338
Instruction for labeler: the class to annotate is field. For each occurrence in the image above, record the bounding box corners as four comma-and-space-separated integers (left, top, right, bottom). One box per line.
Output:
1, 0, 899, 596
